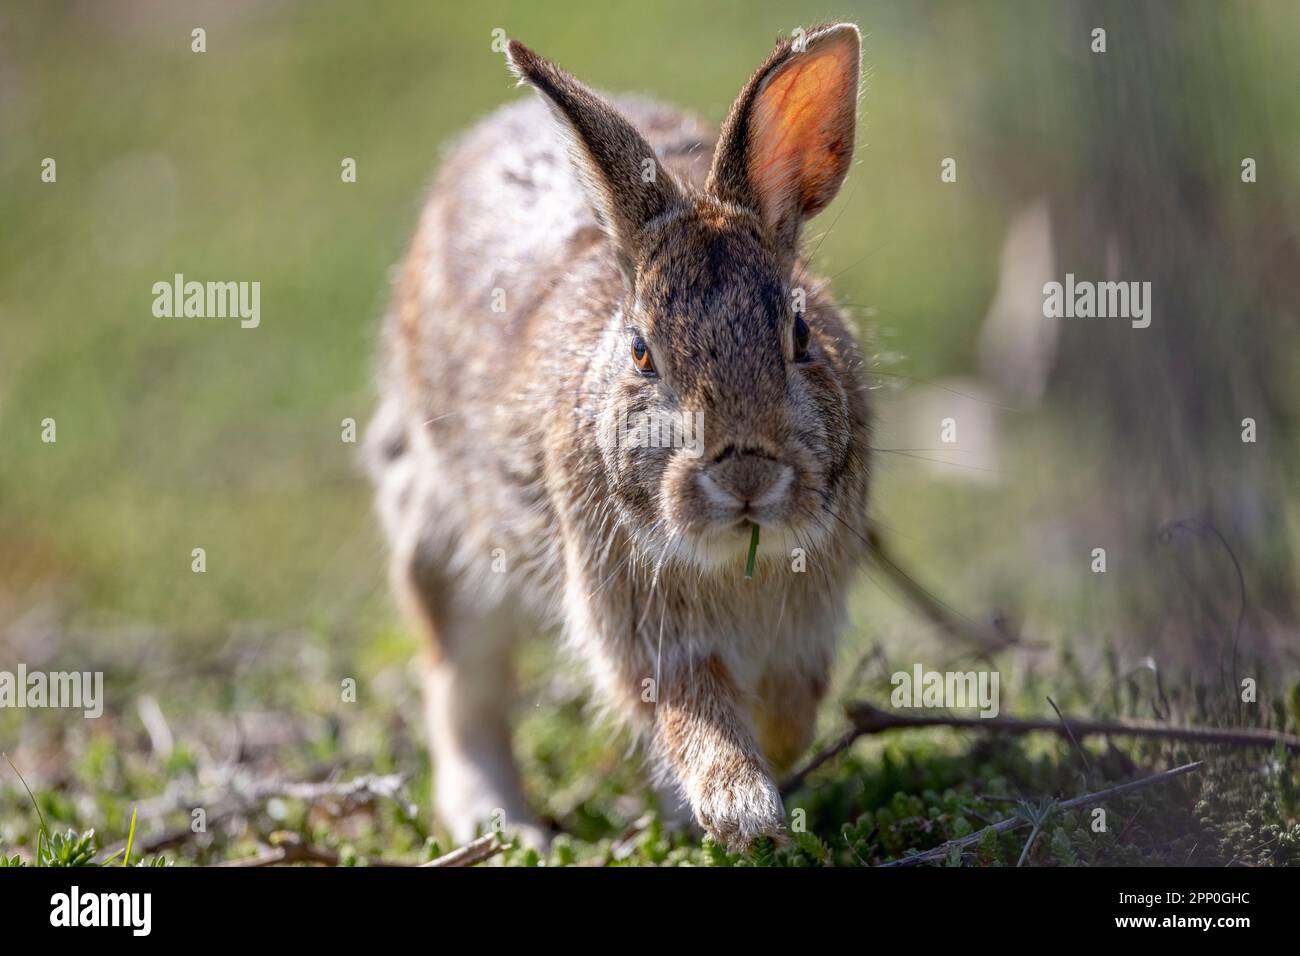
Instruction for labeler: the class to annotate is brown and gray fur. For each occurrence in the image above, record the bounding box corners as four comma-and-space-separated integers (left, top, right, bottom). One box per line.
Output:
367, 24, 870, 848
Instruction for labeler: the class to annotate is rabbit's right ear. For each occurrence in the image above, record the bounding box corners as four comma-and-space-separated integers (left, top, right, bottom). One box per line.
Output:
707, 24, 861, 267
507, 40, 682, 281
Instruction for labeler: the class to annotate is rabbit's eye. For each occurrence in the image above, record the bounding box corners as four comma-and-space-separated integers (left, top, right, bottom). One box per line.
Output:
793, 316, 812, 361
631, 335, 656, 375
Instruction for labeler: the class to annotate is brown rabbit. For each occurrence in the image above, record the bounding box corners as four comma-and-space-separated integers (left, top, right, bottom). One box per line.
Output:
367, 23, 870, 849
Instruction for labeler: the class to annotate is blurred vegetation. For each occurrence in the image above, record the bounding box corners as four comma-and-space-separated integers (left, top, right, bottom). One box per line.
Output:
1, 1, 1297, 865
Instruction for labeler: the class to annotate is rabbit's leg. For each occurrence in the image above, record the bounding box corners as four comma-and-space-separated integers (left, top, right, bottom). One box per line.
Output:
753, 664, 829, 774
654, 654, 786, 849
392, 541, 540, 847
371, 408, 541, 847
414, 603, 542, 847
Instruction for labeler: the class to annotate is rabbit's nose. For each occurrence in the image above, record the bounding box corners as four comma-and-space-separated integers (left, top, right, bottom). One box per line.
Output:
701, 450, 791, 510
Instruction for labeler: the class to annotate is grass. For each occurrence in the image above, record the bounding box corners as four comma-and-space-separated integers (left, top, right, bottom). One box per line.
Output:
2, 618, 1298, 866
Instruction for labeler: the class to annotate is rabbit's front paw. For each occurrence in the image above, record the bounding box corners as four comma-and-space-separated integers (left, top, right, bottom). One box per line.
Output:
690, 763, 786, 851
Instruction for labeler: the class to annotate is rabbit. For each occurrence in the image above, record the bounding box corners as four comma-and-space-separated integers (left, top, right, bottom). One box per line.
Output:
366, 22, 871, 850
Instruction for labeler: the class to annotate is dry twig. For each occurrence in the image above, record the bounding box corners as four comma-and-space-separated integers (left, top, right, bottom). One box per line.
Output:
864, 527, 1020, 653
215, 832, 408, 867
214, 831, 505, 868
879, 760, 1204, 867
781, 701, 1299, 796
420, 833, 505, 868
95, 772, 408, 863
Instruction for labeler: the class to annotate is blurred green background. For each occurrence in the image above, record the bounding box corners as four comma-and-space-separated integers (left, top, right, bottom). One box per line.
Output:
2, 0, 1014, 626
1, 1, 1298, 865
3, 0, 1297, 631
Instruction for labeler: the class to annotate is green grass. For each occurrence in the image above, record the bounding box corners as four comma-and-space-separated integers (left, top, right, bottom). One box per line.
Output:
2, 621, 1297, 866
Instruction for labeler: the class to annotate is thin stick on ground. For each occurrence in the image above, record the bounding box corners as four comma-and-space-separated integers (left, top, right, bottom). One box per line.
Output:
1047, 695, 1093, 777
215, 832, 408, 867
878, 760, 1204, 867
420, 833, 505, 867
216, 832, 505, 867
95, 771, 409, 863
780, 702, 1300, 796
863, 527, 1019, 653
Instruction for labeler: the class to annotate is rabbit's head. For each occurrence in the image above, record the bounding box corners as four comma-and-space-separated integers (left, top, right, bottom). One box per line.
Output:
508, 25, 864, 571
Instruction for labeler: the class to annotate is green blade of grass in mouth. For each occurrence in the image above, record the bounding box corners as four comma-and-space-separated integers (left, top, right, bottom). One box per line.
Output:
744, 523, 760, 579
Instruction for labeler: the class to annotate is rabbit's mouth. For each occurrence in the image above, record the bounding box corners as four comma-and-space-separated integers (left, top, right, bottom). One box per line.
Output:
676, 477, 822, 566
656, 442, 836, 570
675, 516, 819, 574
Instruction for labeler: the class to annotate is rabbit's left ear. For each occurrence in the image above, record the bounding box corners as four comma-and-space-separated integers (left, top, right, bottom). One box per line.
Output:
708, 24, 860, 262
507, 40, 683, 282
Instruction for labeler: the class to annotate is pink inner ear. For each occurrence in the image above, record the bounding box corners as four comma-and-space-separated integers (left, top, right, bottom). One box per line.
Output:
749, 43, 855, 225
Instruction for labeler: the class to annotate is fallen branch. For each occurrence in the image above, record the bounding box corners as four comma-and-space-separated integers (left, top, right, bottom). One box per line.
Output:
95, 772, 408, 864
106, 823, 202, 858
780, 726, 863, 798
879, 760, 1204, 867
215, 832, 407, 868
420, 833, 505, 868
864, 527, 1020, 653
213, 831, 506, 868
780, 702, 1299, 796
243, 773, 406, 808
